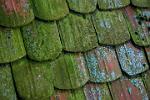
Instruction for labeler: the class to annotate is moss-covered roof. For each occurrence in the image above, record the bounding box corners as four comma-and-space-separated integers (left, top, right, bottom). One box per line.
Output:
0, 0, 150, 100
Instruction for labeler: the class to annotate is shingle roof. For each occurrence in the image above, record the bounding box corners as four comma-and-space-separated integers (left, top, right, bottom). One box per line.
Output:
0, 0, 150, 100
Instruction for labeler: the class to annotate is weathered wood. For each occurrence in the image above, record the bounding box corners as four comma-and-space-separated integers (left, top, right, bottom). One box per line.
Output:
116, 42, 149, 76
31, 0, 69, 21
0, 0, 34, 27
98, 0, 130, 9
131, 0, 150, 8
109, 77, 149, 100
67, 0, 97, 13
0, 27, 26, 64
84, 83, 111, 100
123, 7, 150, 46
84, 46, 122, 82
11, 58, 54, 100
0, 64, 17, 100
53, 53, 89, 89
92, 10, 130, 45
21, 20, 62, 61
58, 13, 98, 52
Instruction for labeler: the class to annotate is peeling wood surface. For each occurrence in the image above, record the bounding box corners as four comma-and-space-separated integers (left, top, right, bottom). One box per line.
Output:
84, 83, 111, 100
84, 46, 122, 82
123, 7, 150, 46
11, 58, 54, 100
53, 53, 89, 89
92, 10, 130, 45
98, 0, 130, 9
131, 0, 150, 8
31, 0, 69, 20
0, 0, 34, 27
0, 27, 26, 64
21, 20, 62, 61
67, 0, 97, 13
109, 77, 149, 100
0, 64, 17, 100
116, 42, 149, 76
58, 13, 98, 52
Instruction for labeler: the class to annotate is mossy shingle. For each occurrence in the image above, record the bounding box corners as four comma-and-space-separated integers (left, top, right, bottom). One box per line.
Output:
58, 13, 98, 52
98, 0, 130, 9
0, 64, 17, 100
0, 0, 34, 27
0, 27, 26, 64
67, 0, 97, 13
92, 10, 130, 45
84, 46, 122, 82
131, 0, 150, 8
53, 53, 89, 89
31, 0, 69, 21
124, 7, 150, 46
116, 42, 149, 76
11, 58, 54, 100
21, 20, 62, 61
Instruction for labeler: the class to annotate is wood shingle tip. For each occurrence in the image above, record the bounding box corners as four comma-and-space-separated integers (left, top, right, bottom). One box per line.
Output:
0, 0, 150, 100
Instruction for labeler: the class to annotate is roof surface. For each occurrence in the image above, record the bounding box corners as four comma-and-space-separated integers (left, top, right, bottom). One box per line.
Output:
0, 0, 150, 100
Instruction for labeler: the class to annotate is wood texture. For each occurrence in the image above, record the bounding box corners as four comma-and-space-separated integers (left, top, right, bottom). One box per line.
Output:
98, 0, 130, 9
31, 0, 69, 21
123, 7, 150, 46
0, 64, 17, 100
11, 58, 54, 100
0, 0, 34, 27
92, 10, 130, 45
84, 46, 122, 82
0, 27, 26, 63
58, 13, 98, 52
53, 53, 89, 89
116, 42, 149, 76
21, 20, 62, 61
67, 0, 97, 13
109, 77, 149, 100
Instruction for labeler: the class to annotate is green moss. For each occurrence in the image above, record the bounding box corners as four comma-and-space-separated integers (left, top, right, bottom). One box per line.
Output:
0, 64, 17, 100
0, 27, 26, 63
53, 53, 89, 89
21, 20, 62, 61
31, 0, 69, 20
58, 13, 98, 52
0, 0, 34, 27
11, 58, 54, 100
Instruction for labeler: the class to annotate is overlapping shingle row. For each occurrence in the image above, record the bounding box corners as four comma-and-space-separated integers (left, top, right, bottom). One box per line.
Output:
0, 0, 150, 100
